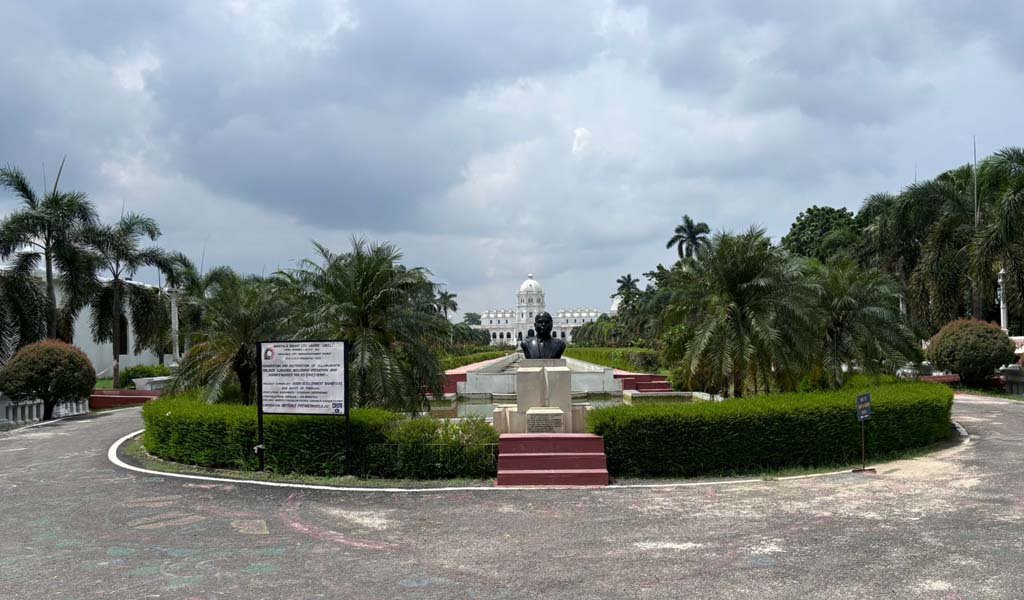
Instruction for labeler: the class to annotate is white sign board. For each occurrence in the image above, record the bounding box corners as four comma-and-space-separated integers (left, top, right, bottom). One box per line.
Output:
259, 340, 346, 415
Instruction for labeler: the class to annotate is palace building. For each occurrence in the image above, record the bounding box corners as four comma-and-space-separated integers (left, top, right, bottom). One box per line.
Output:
474, 274, 604, 345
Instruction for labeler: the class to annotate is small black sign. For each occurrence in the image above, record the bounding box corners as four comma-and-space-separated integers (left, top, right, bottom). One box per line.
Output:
857, 393, 872, 422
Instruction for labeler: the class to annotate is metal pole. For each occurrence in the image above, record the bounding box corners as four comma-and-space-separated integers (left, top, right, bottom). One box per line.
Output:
861, 420, 866, 472
257, 346, 265, 471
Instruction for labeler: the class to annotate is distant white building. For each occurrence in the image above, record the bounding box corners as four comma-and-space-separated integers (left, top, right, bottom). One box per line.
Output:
474, 274, 604, 345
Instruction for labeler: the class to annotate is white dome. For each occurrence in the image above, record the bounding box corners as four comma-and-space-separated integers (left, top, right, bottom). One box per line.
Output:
519, 274, 543, 293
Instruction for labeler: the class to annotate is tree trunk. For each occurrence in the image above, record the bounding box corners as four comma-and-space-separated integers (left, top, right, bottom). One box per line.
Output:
43, 401, 54, 421
971, 281, 984, 321
237, 365, 254, 405
732, 368, 744, 399
112, 281, 121, 390
45, 253, 57, 339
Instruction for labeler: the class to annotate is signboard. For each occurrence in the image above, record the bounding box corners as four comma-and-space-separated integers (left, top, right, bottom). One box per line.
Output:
856, 393, 872, 422
259, 340, 347, 416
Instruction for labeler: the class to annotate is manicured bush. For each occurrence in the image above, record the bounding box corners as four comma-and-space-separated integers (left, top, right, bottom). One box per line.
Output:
588, 381, 953, 477
441, 351, 509, 371
119, 364, 173, 388
142, 394, 499, 479
564, 347, 661, 373
926, 320, 1016, 386
0, 340, 96, 420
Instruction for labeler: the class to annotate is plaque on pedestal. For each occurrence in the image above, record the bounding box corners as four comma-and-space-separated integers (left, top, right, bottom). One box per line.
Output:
526, 407, 565, 433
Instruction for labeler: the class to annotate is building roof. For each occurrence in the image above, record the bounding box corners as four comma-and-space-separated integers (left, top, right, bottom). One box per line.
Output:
518, 273, 543, 294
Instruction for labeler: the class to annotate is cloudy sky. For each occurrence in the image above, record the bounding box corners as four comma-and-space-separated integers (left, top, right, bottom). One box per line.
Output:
2, 0, 1023, 317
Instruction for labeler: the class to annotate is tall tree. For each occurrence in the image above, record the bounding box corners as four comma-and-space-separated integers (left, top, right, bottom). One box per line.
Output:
461, 311, 482, 326
781, 205, 857, 263
436, 289, 458, 320
666, 215, 711, 260
80, 213, 170, 388
0, 160, 97, 338
665, 227, 818, 397
0, 268, 46, 365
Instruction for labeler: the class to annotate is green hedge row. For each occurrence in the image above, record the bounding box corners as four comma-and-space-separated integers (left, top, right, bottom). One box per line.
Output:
563, 347, 661, 373
120, 364, 173, 388
441, 351, 510, 371
587, 381, 953, 477
142, 394, 498, 479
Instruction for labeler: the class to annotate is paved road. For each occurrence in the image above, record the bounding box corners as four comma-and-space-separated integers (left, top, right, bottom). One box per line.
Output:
0, 398, 1021, 599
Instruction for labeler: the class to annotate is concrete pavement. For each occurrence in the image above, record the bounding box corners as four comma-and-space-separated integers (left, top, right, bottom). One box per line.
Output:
0, 397, 1022, 599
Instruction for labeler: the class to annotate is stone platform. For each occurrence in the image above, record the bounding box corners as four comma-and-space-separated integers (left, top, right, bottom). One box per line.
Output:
496, 433, 609, 487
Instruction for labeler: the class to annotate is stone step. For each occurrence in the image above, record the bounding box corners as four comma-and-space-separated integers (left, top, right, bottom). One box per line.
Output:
496, 469, 609, 487
498, 433, 605, 455
498, 452, 607, 471
636, 381, 672, 392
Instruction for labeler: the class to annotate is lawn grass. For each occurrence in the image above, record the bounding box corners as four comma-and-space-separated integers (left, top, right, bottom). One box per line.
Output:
95, 378, 113, 390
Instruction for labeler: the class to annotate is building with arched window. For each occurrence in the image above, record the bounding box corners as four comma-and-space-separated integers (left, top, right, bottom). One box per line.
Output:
474, 274, 605, 346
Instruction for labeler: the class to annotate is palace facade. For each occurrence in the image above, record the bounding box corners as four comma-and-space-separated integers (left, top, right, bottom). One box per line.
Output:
473, 274, 604, 346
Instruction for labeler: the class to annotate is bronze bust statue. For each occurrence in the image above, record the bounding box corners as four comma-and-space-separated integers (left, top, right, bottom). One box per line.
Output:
520, 311, 565, 359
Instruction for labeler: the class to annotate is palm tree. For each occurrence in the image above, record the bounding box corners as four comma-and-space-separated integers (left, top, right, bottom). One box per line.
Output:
436, 289, 458, 320
168, 271, 288, 404
811, 260, 920, 388
0, 160, 97, 338
0, 268, 46, 365
274, 238, 449, 412
79, 213, 171, 388
666, 215, 711, 260
975, 147, 1024, 320
666, 227, 818, 397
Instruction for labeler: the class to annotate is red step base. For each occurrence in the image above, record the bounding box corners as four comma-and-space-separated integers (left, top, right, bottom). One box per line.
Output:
497, 434, 609, 487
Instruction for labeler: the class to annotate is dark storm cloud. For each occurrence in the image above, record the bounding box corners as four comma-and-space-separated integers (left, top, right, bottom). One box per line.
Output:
2, 0, 1024, 313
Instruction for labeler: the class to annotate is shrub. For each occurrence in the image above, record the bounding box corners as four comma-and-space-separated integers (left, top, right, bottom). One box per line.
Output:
0, 340, 96, 420
119, 364, 173, 388
588, 381, 952, 477
441, 351, 509, 371
926, 320, 1015, 386
564, 347, 661, 373
142, 395, 499, 479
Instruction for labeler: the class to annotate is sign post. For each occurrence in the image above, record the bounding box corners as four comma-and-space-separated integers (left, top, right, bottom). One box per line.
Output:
854, 392, 875, 474
256, 340, 348, 470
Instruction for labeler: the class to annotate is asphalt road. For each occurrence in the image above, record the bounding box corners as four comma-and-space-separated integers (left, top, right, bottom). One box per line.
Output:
0, 397, 1022, 599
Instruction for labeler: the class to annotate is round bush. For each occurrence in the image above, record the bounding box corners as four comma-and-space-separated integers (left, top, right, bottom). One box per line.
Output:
588, 381, 953, 477
142, 394, 498, 479
0, 340, 96, 420
926, 320, 1015, 386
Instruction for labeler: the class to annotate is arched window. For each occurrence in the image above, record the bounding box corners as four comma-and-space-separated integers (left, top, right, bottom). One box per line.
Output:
492, 332, 497, 339
527, 329, 535, 338
529, 312, 533, 318
517, 332, 523, 341
560, 331, 565, 339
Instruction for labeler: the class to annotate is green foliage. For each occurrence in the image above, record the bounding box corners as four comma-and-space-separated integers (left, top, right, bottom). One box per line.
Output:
926, 320, 1016, 386
461, 312, 482, 326
666, 214, 711, 260
141, 394, 498, 479
451, 322, 491, 347
588, 381, 952, 477
0, 340, 96, 419
119, 364, 173, 388
441, 351, 509, 370
564, 347, 661, 373
781, 205, 856, 263
0, 269, 46, 365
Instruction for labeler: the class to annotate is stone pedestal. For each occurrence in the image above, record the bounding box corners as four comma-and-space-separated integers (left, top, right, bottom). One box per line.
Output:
493, 359, 580, 434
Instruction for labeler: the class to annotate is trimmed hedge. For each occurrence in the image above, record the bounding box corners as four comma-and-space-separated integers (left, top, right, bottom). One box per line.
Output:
441, 351, 509, 371
564, 347, 661, 373
119, 364, 173, 388
588, 381, 953, 477
927, 320, 1015, 386
142, 394, 498, 479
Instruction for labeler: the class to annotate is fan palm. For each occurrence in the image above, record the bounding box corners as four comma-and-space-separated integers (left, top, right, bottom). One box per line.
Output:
666, 215, 711, 260
811, 260, 920, 388
167, 271, 288, 404
77, 213, 171, 387
666, 227, 818, 397
0, 159, 97, 338
274, 238, 449, 412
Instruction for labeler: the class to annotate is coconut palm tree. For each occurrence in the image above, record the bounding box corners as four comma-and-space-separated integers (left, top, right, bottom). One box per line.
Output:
167, 271, 288, 404
0, 268, 46, 365
274, 238, 449, 412
78, 213, 171, 388
436, 289, 458, 320
666, 227, 818, 397
0, 160, 97, 338
666, 215, 711, 260
810, 260, 920, 388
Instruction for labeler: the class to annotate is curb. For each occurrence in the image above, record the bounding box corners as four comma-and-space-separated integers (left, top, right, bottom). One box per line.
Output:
108, 420, 972, 493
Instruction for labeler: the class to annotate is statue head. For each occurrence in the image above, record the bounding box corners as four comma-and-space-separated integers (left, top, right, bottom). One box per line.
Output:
533, 311, 553, 340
